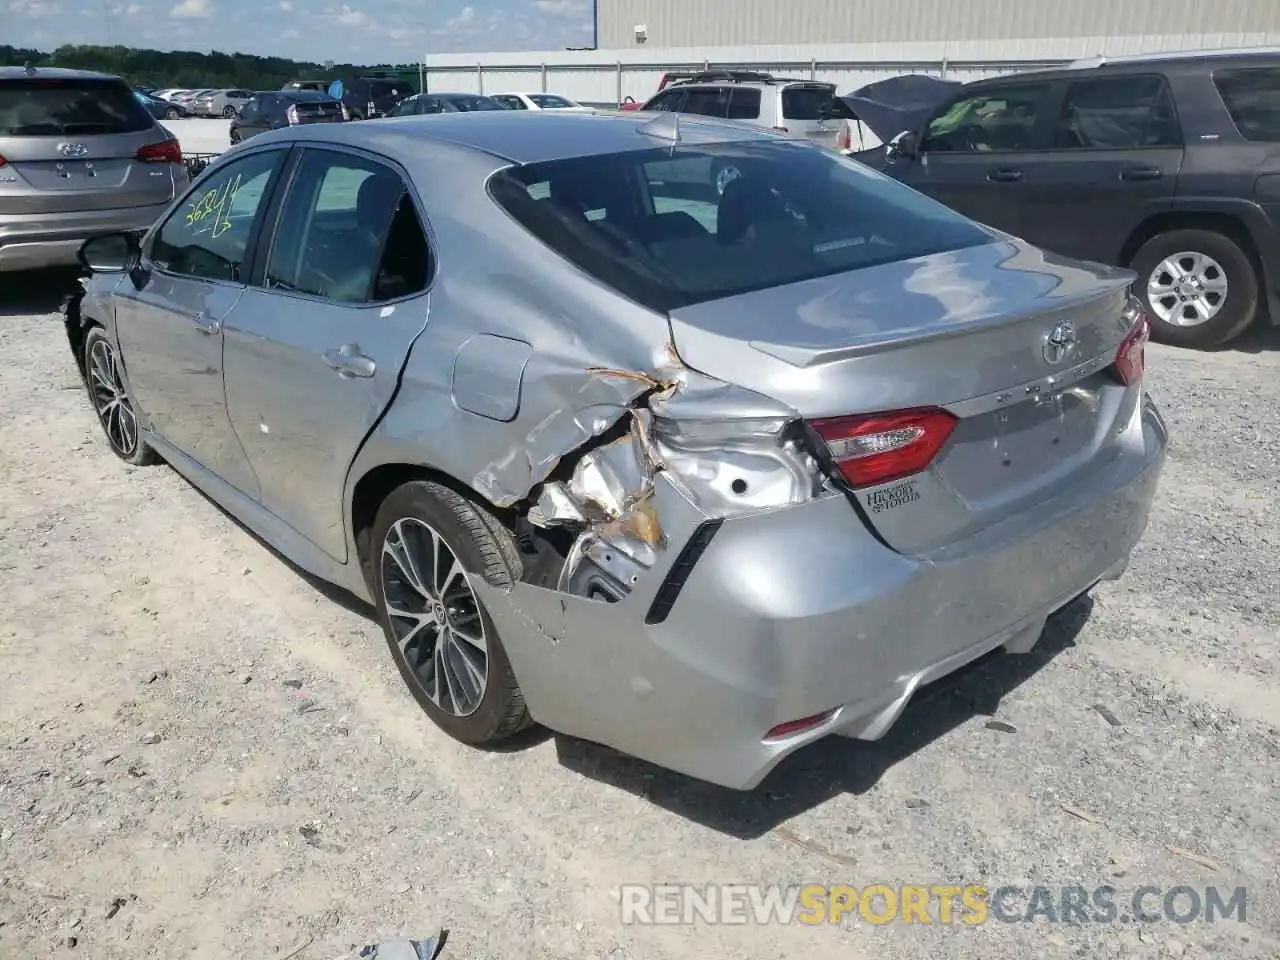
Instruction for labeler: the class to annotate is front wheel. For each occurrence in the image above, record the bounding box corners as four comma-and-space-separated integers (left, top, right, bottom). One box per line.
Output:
82, 326, 158, 466
165, 107, 179, 120
371, 480, 532, 745
222, 105, 236, 118
1130, 228, 1259, 349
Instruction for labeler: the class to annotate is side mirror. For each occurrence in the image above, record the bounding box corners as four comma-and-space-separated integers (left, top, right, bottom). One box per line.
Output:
78, 232, 139, 273
885, 130, 920, 161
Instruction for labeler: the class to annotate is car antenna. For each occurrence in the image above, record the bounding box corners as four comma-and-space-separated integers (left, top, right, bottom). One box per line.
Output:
637, 110, 681, 143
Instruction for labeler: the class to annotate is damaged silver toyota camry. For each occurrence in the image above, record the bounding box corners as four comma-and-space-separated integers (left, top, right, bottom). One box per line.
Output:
66, 109, 1166, 790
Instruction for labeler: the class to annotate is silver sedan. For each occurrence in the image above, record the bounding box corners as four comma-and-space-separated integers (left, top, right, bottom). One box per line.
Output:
66, 110, 1167, 790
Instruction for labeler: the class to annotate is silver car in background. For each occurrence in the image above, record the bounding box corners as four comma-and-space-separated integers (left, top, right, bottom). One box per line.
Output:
0, 66, 189, 272
66, 111, 1166, 790
192, 88, 254, 118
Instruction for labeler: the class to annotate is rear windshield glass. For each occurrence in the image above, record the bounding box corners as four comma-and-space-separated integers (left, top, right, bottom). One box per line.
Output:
488, 140, 991, 312
0, 78, 154, 136
1213, 67, 1280, 142
782, 84, 837, 120
445, 95, 507, 112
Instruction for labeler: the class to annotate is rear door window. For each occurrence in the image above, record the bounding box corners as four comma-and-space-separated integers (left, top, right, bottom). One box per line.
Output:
781, 84, 837, 121
681, 87, 732, 118
0, 77, 154, 136
494, 95, 526, 110
725, 88, 762, 120
645, 89, 687, 113
1213, 67, 1280, 142
530, 94, 575, 108
1053, 75, 1181, 148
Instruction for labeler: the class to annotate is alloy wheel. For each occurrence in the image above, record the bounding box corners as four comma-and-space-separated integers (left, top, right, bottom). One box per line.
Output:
1147, 251, 1228, 327
380, 518, 488, 717
87, 338, 139, 457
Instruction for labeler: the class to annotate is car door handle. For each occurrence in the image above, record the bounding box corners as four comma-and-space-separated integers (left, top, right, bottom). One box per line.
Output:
323, 343, 376, 378
986, 169, 1024, 183
1121, 166, 1163, 181
190, 312, 221, 335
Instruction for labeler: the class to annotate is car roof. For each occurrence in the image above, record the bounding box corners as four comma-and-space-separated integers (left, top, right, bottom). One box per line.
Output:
0, 65, 122, 81
251, 109, 784, 164
976, 47, 1280, 86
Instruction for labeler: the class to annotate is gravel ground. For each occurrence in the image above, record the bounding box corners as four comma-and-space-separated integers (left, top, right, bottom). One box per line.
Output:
1, 272, 1278, 960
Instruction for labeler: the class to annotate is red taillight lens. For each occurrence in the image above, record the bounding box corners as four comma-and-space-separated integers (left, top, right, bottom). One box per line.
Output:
809, 407, 958, 490
136, 139, 181, 164
765, 709, 837, 741
837, 125, 851, 151
1113, 308, 1149, 386
0, 154, 7, 167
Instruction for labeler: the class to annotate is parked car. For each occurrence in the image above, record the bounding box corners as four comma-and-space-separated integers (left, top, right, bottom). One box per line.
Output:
65, 110, 1165, 790
191, 88, 254, 118
490, 92, 591, 112
852, 49, 1280, 349
151, 88, 187, 101
620, 70, 706, 110
383, 92, 509, 116
229, 90, 348, 143
133, 89, 192, 120
172, 88, 214, 109
0, 65, 188, 273
281, 77, 412, 119
638, 71, 845, 152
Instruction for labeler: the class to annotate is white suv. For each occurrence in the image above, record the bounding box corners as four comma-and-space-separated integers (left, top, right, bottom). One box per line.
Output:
638, 71, 844, 151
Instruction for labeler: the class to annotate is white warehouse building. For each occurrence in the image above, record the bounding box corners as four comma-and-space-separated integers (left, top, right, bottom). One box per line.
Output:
422, 0, 1280, 108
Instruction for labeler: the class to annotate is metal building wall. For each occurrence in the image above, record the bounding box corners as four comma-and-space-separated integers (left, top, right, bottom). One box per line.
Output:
598, 0, 1280, 49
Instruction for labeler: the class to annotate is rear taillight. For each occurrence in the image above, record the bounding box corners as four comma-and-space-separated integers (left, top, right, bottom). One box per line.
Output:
809, 408, 957, 490
1113, 302, 1150, 386
135, 139, 182, 164
0, 154, 7, 167
286, 104, 300, 124
837, 124, 851, 151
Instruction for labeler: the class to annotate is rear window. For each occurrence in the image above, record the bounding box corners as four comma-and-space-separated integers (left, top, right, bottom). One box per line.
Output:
0, 77, 154, 136
530, 94, 575, 108
726, 88, 762, 119
488, 140, 991, 313
782, 84, 837, 120
1213, 67, 1280, 142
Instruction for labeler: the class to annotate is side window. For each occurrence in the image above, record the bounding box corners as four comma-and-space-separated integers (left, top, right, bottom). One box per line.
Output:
387, 98, 416, 117
150, 150, 283, 282
1213, 67, 1280, 142
646, 89, 687, 113
263, 150, 430, 304
1053, 75, 1181, 149
726, 88, 762, 120
923, 83, 1052, 154
495, 95, 526, 110
682, 87, 732, 117
420, 97, 444, 114
240, 99, 260, 119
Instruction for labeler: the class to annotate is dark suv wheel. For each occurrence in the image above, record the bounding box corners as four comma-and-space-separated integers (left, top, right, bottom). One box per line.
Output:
1130, 228, 1259, 349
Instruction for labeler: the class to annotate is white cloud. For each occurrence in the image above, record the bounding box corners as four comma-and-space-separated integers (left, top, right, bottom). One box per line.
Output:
281, 26, 300, 37
279, 0, 291, 8
326, 3, 370, 27
9, 0, 62, 18
125, 3, 141, 13
169, 0, 212, 17
533, 0, 586, 15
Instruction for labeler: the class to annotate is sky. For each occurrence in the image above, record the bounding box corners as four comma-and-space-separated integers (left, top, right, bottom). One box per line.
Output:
4, 0, 595, 63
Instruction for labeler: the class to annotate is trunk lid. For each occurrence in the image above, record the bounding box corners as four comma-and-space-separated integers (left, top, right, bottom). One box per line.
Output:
666, 239, 1141, 554
780, 82, 842, 150
0, 77, 179, 215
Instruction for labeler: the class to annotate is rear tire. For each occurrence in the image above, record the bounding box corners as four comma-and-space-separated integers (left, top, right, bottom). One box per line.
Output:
229, 129, 241, 144
165, 107, 179, 120
370, 480, 532, 746
1130, 228, 1259, 349
221, 105, 236, 118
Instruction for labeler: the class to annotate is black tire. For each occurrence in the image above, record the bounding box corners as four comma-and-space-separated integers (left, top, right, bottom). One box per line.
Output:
1130, 228, 1259, 349
222, 105, 236, 118
82, 326, 158, 466
229, 129, 241, 144
165, 107, 179, 120
370, 480, 532, 745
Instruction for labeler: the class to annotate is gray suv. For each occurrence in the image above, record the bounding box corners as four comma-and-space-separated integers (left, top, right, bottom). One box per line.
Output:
0, 66, 188, 273
639, 71, 844, 151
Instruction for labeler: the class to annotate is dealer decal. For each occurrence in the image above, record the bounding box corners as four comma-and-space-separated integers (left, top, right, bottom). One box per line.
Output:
865, 480, 920, 514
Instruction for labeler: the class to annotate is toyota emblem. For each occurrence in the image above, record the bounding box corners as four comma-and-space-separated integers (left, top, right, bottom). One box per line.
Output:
58, 142, 89, 158
1042, 320, 1078, 365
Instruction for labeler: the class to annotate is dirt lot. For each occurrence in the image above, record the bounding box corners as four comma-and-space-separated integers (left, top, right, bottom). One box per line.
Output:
1, 269, 1279, 960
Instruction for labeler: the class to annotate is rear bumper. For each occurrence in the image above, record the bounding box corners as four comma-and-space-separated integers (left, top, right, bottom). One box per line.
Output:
478, 392, 1168, 791
0, 203, 171, 272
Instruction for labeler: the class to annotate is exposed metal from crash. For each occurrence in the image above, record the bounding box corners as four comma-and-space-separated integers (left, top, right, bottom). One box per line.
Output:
521, 365, 833, 604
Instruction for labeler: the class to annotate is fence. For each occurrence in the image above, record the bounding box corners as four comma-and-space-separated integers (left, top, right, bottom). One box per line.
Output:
420, 55, 1073, 108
